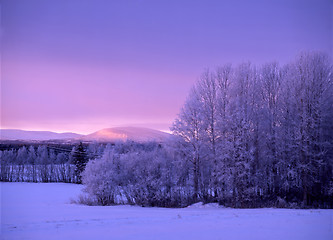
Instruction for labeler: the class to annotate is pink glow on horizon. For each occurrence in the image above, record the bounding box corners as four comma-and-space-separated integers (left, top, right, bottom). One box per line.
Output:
2, 0, 331, 133
2, 57, 190, 133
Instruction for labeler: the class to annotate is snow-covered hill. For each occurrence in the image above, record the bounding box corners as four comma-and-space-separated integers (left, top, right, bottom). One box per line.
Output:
81, 127, 171, 142
0, 129, 82, 141
0, 127, 171, 142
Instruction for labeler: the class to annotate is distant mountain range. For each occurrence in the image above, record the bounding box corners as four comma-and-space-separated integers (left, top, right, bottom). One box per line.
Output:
0, 127, 171, 142
0, 129, 82, 141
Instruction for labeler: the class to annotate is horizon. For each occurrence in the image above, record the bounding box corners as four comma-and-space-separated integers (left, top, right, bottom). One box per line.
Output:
2, 0, 332, 134
0, 126, 172, 135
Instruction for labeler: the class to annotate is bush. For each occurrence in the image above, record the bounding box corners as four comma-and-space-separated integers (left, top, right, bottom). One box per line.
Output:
81, 144, 187, 207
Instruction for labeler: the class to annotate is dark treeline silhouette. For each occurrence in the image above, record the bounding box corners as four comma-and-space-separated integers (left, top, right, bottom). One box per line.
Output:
0, 142, 98, 183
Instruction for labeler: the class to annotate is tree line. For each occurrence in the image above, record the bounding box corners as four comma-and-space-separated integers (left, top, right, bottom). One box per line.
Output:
0, 142, 93, 183
171, 52, 333, 207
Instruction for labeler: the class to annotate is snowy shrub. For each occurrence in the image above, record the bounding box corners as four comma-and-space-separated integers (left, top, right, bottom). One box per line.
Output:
70, 193, 97, 206
81, 150, 118, 205
276, 197, 287, 208
82, 143, 185, 207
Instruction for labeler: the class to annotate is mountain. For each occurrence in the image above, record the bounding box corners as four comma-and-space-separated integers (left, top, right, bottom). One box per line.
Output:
0, 129, 82, 141
81, 127, 171, 142
0, 127, 171, 142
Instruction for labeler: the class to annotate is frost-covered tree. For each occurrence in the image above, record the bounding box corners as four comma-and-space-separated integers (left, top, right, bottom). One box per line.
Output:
170, 52, 333, 207
0, 150, 15, 181
259, 62, 283, 197
37, 146, 49, 182
16, 146, 28, 181
288, 52, 333, 205
196, 70, 220, 197
171, 88, 208, 200
72, 142, 88, 183
27, 146, 37, 182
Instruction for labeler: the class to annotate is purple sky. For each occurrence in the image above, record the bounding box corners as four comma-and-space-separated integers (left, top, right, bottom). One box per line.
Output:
1, 0, 332, 134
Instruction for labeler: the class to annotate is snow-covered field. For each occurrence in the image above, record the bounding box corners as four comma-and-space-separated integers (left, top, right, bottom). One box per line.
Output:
1, 183, 332, 240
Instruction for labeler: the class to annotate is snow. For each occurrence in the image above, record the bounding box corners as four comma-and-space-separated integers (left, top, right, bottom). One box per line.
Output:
186, 202, 222, 209
1, 182, 332, 240
82, 127, 171, 142
0, 129, 82, 141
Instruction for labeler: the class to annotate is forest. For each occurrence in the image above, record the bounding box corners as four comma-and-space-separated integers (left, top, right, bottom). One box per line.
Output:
1, 52, 332, 208
0, 142, 85, 183
170, 52, 333, 208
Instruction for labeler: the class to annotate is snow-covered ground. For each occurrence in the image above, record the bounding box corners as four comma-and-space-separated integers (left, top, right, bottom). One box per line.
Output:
1, 182, 332, 240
